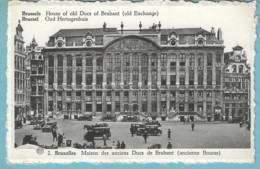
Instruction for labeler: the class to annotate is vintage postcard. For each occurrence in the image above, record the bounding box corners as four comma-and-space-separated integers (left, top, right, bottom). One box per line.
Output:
7, 0, 256, 163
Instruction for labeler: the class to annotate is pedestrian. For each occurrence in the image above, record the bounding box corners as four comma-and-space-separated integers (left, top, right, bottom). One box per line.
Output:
130, 127, 135, 137
143, 131, 148, 143
52, 126, 57, 142
239, 121, 243, 128
116, 140, 121, 149
112, 141, 117, 149
167, 142, 172, 149
102, 134, 107, 146
57, 133, 63, 147
191, 121, 195, 131
167, 129, 171, 140
121, 141, 126, 149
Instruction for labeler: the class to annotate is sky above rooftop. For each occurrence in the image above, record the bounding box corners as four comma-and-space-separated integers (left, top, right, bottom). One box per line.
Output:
9, 1, 256, 65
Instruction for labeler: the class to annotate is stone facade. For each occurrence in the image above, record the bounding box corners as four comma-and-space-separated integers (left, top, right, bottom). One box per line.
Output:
26, 38, 44, 117
43, 25, 227, 121
223, 46, 251, 122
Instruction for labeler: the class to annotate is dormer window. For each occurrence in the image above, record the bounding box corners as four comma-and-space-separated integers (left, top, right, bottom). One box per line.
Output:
232, 65, 237, 73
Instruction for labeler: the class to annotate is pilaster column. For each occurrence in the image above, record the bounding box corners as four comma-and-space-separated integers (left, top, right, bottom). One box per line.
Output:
212, 53, 216, 87
53, 55, 57, 115
63, 55, 67, 85
92, 55, 96, 115
157, 90, 161, 117
194, 90, 198, 112
203, 91, 207, 121
185, 90, 189, 112
176, 54, 180, 87
138, 54, 142, 113
112, 54, 115, 114
194, 54, 198, 88
120, 53, 124, 113
147, 54, 152, 115
102, 54, 107, 115
203, 53, 207, 87
82, 56, 86, 86
185, 55, 189, 86
212, 91, 215, 121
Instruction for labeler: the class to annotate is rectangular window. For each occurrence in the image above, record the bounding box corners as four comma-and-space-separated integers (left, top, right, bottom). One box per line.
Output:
198, 70, 203, 85
152, 101, 157, 112
67, 70, 72, 85
66, 91, 71, 97
124, 91, 129, 97
58, 71, 63, 85
115, 102, 120, 112
48, 101, 53, 111
86, 104, 92, 111
189, 70, 194, 85
179, 54, 185, 66
48, 56, 54, 67
76, 57, 82, 66
124, 54, 130, 66
107, 54, 112, 67
76, 91, 81, 97
198, 54, 203, 66
142, 72, 148, 85
57, 55, 63, 67
76, 73, 82, 85
216, 70, 221, 85
115, 91, 120, 96
141, 54, 148, 67
86, 57, 92, 66
115, 54, 121, 67
161, 75, 166, 85
107, 91, 111, 96
180, 76, 185, 85
152, 71, 157, 85
132, 54, 139, 67
207, 53, 212, 66
161, 35, 168, 42
96, 56, 103, 66
86, 74, 92, 85
170, 91, 175, 97
67, 55, 72, 66
142, 102, 147, 112
124, 71, 129, 85
86, 91, 92, 96
160, 54, 167, 66
57, 101, 62, 111
96, 104, 102, 112
96, 91, 102, 96
133, 71, 138, 85
207, 70, 212, 85
170, 75, 176, 85
216, 53, 221, 63
115, 72, 121, 85
107, 73, 112, 85
95, 35, 103, 45
151, 54, 158, 66
48, 70, 54, 85
170, 54, 176, 66
96, 74, 103, 85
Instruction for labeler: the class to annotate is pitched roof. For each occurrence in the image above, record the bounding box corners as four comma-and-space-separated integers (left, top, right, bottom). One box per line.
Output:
49, 27, 212, 38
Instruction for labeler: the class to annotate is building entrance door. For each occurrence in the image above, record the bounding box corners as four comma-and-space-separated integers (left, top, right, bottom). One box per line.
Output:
180, 116, 184, 122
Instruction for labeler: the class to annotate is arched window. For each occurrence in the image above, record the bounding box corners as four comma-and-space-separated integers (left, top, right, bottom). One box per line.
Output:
239, 65, 243, 73
232, 65, 237, 73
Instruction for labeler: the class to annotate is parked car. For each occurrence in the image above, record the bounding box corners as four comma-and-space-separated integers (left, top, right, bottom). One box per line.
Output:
84, 127, 111, 142
100, 115, 116, 122
148, 144, 161, 149
15, 120, 23, 129
136, 125, 162, 136
77, 115, 93, 121
84, 123, 108, 130
130, 123, 145, 134
145, 120, 161, 127
42, 121, 56, 132
33, 124, 42, 130
121, 115, 139, 122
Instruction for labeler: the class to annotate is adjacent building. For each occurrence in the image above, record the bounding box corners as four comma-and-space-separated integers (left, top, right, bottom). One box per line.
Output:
14, 20, 28, 120
224, 46, 251, 122
43, 23, 226, 121
26, 37, 44, 117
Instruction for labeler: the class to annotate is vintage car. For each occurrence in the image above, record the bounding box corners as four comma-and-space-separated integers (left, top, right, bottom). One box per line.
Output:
130, 123, 145, 134
42, 125, 52, 132
84, 123, 108, 130
121, 115, 139, 122
145, 120, 161, 127
77, 115, 93, 121
148, 144, 161, 149
30, 119, 45, 126
136, 125, 162, 136
33, 124, 42, 130
84, 127, 111, 142
22, 135, 38, 145
100, 115, 117, 122
15, 120, 23, 129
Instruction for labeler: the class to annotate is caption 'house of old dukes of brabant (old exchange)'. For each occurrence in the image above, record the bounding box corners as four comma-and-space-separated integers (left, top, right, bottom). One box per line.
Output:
14, 21, 251, 122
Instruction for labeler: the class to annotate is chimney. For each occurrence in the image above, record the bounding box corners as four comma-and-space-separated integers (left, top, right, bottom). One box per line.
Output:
217, 28, 223, 41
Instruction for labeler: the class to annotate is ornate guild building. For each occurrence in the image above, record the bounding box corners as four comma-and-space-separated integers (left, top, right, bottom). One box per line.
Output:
43, 23, 229, 121
26, 37, 44, 116
14, 20, 29, 120
224, 46, 251, 122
